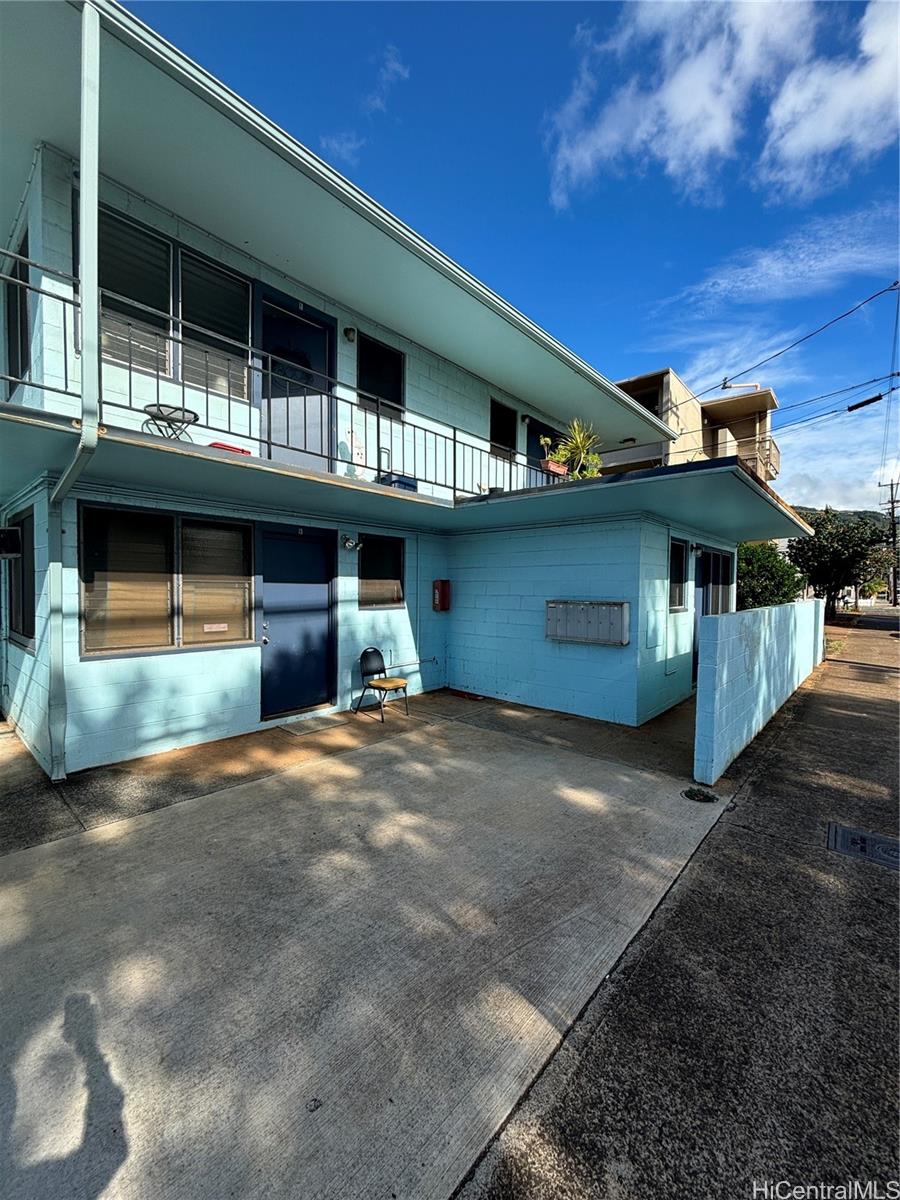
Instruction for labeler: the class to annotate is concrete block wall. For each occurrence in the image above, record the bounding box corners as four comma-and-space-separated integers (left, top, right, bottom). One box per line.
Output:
693, 598, 825, 785
1, 146, 79, 415
0, 482, 52, 773
54, 482, 448, 773
445, 520, 642, 724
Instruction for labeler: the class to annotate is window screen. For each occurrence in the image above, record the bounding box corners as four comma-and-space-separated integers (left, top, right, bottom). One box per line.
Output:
669, 538, 688, 611
358, 334, 403, 411
359, 534, 404, 607
99, 210, 171, 373
180, 254, 250, 399
8, 508, 35, 643
181, 520, 252, 644
490, 399, 517, 455
81, 508, 174, 652
5, 233, 30, 388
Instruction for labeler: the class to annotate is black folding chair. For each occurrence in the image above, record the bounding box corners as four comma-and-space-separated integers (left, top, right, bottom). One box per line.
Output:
354, 646, 409, 721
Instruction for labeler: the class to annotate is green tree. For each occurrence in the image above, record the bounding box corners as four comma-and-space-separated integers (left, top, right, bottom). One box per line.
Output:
736, 541, 806, 610
787, 510, 888, 618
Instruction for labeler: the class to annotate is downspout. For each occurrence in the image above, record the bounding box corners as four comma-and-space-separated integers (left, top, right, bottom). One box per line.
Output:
47, 0, 100, 779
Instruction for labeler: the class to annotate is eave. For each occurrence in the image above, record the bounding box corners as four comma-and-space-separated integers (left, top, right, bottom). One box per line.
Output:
0, 0, 674, 447
0, 410, 812, 542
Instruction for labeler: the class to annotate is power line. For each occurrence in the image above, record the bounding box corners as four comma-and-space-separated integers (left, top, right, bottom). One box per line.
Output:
620, 279, 900, 423
692, 279, 899, 400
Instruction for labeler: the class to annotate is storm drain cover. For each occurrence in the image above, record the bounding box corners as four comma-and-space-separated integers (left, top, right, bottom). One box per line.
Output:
826, 822, 900, 871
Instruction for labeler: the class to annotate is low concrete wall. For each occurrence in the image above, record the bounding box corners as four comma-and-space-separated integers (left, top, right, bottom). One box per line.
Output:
694, 599, 825, 784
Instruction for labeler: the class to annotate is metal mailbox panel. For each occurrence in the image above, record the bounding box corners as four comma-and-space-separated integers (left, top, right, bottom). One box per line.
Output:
545, 600, 630, 646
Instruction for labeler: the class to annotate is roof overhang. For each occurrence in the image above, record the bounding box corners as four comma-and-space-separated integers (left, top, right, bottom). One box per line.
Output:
0, 0, 673, 448
0, 410, 813, 542
453, 457, 812, 539
701, 388, 779, 422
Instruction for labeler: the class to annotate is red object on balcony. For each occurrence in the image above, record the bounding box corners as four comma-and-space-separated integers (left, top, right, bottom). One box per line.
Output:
209, 442, 251, 455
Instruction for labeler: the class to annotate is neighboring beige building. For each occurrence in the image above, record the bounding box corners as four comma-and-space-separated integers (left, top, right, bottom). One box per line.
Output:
604, 368, 781, 483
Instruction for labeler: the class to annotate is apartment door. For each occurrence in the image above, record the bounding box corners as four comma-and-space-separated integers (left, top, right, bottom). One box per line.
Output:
259, 527, 336, 719
692, 548, 734, 682
258, 288, 334, 471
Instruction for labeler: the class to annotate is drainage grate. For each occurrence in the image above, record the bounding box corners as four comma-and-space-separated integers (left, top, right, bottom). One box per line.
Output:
826, 822, 900, 871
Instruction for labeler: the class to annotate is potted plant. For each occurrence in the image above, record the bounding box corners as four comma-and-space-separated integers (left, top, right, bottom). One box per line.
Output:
541, 420, 602, 480
539, 435, 569, 478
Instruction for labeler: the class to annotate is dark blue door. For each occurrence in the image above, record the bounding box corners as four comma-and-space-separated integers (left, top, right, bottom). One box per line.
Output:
260, 529, 335, 718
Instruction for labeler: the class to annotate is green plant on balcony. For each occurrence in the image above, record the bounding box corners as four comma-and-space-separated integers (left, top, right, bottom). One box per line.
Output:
541, 419, 602, 480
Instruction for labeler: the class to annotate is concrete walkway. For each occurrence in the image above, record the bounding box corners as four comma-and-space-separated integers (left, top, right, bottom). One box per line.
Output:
0, 691, 700, 859
1, 701, 723, 1199
460, 613, 900, 1199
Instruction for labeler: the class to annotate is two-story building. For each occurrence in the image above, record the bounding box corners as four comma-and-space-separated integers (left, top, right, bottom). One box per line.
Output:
0, 0, 811, 781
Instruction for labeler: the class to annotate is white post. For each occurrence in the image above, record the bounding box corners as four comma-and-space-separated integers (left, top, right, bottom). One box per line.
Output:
48, 0, 101, 779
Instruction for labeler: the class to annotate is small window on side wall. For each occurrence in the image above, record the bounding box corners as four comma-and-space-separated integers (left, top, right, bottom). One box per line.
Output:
669, 538, 688, 611
358, 333, 404, 412
490, 399, 517, 457
7, 508, 35, 645
5, 233, 30, 393
359, 534, 404, 608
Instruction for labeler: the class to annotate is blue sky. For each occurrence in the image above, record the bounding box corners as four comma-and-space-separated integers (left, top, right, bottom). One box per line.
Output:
128, 0, 899, 510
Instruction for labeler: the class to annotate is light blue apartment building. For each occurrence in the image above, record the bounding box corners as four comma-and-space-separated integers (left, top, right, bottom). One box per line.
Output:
0, 0, 811, 781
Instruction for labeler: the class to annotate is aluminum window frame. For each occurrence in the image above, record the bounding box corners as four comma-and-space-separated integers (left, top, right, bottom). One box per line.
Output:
6, 506, 36, 651
78, 501, 256, 659
357, 532, 406, 610
668, 536, 689, 613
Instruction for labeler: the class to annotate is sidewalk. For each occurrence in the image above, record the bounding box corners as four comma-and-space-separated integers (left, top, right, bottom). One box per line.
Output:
460, 614, 900, 1200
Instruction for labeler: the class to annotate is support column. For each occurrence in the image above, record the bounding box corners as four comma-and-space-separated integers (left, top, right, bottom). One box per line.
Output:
48, 1, 101, 779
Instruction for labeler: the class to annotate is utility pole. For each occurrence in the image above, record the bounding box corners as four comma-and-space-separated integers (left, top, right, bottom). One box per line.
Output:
880, 480, 899, 606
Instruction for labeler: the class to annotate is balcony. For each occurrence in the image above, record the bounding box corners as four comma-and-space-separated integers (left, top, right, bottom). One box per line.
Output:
2, 254, 558, 501
737, 435, 780, 482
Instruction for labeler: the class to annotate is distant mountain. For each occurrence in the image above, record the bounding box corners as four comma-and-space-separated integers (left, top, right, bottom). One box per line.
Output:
793, 506, 889, 531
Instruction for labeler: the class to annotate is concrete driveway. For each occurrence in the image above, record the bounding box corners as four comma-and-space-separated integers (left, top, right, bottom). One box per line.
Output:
0, 704, 726, 1199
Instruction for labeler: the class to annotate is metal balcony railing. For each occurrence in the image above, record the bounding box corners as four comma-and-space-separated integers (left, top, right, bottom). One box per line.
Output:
0, 247, 82, 405
1, 260, 559, 498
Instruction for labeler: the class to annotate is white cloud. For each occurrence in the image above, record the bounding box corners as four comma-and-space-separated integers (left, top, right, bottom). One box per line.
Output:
363, 45, 410, 115
776, 401, 895, 509
319, 131, 366, 168
661, 319, 814, 395
547, 1, 897, 207
760, 2, 900, 197
674, 203, 898, 310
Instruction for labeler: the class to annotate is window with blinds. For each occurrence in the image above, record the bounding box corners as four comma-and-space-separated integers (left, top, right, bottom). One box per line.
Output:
180, 253, 250, 401
82, 508, 174, 652
359, 534, 404, 608
99, 210, 171, 375
8, 508, 35, 644
80, 507, 253, 654
181, 520, 252, 644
